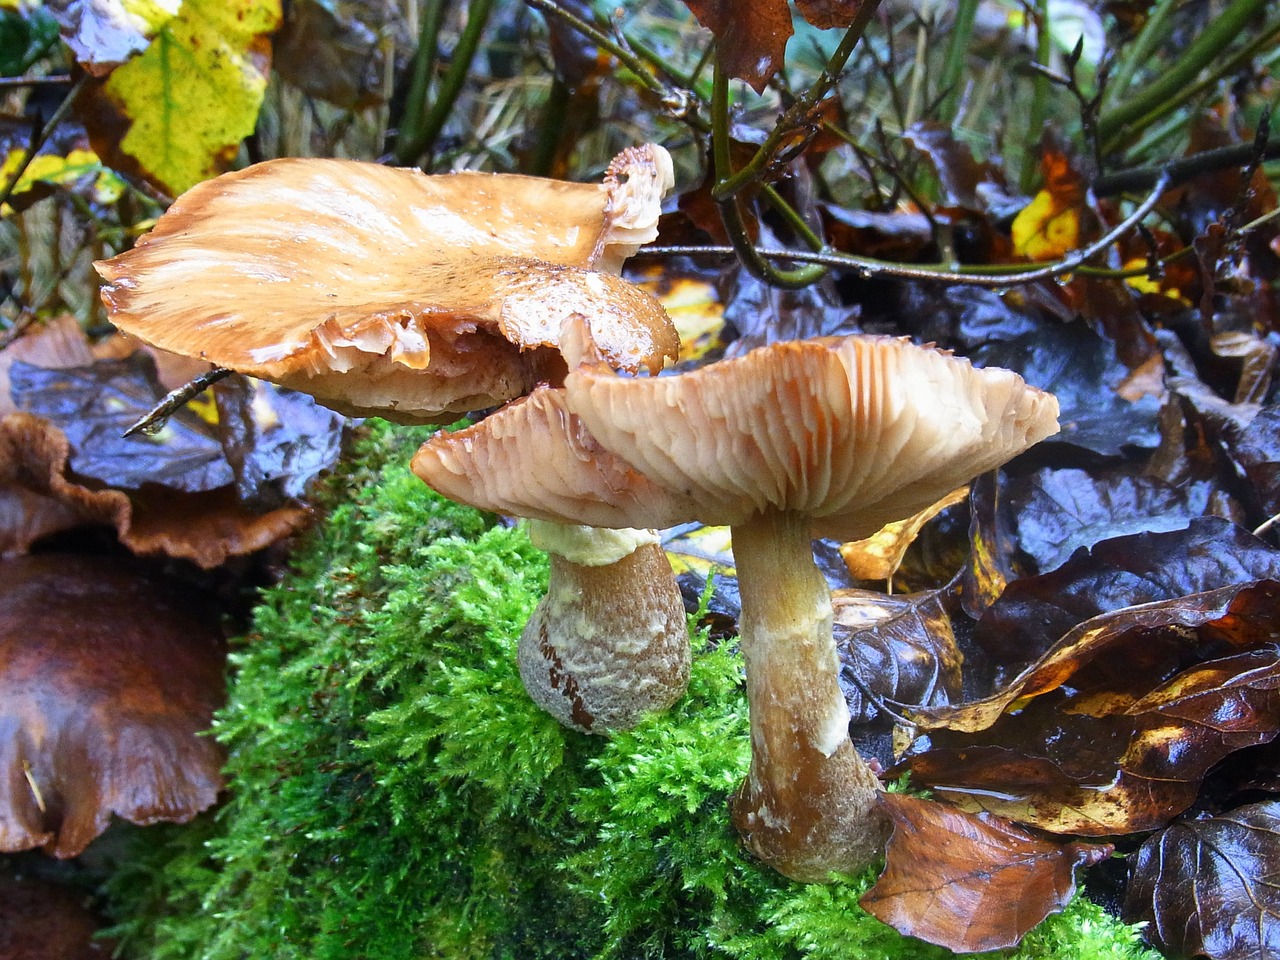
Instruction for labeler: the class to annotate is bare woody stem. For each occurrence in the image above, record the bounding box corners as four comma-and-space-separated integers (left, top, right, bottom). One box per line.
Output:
729, 510, 886, 882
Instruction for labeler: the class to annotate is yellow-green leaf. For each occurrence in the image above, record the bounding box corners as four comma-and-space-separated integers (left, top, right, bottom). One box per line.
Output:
0, 146, 125, 214
82, 0, 280, 197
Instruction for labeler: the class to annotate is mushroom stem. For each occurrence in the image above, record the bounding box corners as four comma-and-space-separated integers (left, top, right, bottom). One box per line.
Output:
729, 510, 887, 882
518, 521, 690, 734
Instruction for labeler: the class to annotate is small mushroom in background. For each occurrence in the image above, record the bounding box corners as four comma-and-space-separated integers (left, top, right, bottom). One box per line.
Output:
0, 555, 226, 859
414, 335, 1060, 881
94, 145, 695, 733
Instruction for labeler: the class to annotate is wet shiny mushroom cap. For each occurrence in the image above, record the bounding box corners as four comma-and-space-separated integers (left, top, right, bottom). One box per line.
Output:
95, 146, 678, 423
0, 555, 225, 858
563, 335, 1061, 540
414, 336, 1059, 537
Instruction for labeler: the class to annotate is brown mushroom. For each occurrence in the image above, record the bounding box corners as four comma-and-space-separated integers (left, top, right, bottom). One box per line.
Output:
414, 335, 1060, 879
0, 554, 226, 857
95, 145, 692, 733
93, 147, 677, 423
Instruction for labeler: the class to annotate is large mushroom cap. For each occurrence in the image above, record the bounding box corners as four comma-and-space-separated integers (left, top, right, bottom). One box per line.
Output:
564, 336, 1059, 540
0, 555, 225, 858
414, 336, 1059, 539
95, 147, 678, 423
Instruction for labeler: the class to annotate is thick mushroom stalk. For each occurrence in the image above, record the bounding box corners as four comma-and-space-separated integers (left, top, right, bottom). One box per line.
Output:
520, 522, 689, 733
730, 510, 884, 880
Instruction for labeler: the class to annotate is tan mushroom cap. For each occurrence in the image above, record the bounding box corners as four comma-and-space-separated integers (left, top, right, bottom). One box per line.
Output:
95, 147, 677, 423
412, 385, 702, 528
415, 336, 1059, 539
565, 336, 1059, 541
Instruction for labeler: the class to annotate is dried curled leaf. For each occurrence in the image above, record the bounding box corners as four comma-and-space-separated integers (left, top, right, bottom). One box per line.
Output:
1125, 802, 1280, 960
862, 793, 1111, 953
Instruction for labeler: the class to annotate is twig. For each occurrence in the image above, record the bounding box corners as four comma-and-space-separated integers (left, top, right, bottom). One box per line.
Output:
521, 0, 698, 120
1094, 137, 1280, 196
711, 0, 883, 203
123, 367, 233, 438
644, 171, 1172, 288
0, 74, 72, 89
711, 62, 828, 289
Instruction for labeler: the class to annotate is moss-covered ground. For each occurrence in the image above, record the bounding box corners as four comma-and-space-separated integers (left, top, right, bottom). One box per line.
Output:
104, 423, 1158, 960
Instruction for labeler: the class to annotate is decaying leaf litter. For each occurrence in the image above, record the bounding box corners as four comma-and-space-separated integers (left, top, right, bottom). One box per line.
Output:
3, 0, 1280, 957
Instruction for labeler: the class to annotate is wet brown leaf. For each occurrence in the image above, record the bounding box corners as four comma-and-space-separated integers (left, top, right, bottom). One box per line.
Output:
0, 412, 309, 568
0, 554, 226, 857
0, 878, 114, 958
900, 581, 1280, 835
975, 517, 1280, 665
679, 0, 792, 93
793, 0, 869, 30
861, 793, 1111, 953
1008, 467, 1227, 575
1125, 802, 1280, 960
834, 586, 963, 726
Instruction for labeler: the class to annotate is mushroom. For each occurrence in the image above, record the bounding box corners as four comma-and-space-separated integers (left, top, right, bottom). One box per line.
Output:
0, 554, 226, 858
93, 147, 678, 422
94, 146, 694, 733
414, 335, 1060, 879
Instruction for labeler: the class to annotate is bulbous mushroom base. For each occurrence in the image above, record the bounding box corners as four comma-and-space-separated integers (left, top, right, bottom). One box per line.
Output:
731, 741, 887, 883
517, 540, 690, 734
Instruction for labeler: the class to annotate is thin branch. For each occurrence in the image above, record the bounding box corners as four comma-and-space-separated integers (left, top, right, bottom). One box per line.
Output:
522, 0, 699, 121
0, 74, 72, 89
123, 367, 233, 438
711, 0, 883, 203
643, 172, 1172, 288
1094, 137, 1280, 196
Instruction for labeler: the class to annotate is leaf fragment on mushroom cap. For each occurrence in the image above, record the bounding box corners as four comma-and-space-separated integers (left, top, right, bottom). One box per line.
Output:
95, 152, 679, 421
411, 386, 702, 528
564, 336, 1059, 540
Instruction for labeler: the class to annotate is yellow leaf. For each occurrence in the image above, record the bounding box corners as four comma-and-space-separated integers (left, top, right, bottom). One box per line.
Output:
840, 486, 968, 585
1011, 189, 1080, 261
84, 0, 280, 196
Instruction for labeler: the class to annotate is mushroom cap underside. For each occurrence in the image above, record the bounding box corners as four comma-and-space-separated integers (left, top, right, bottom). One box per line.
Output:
414, 336, 1060, 541
95, 154, 679, 419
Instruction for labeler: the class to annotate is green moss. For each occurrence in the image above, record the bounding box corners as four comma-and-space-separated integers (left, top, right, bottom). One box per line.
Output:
104, 423, 1158, 960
